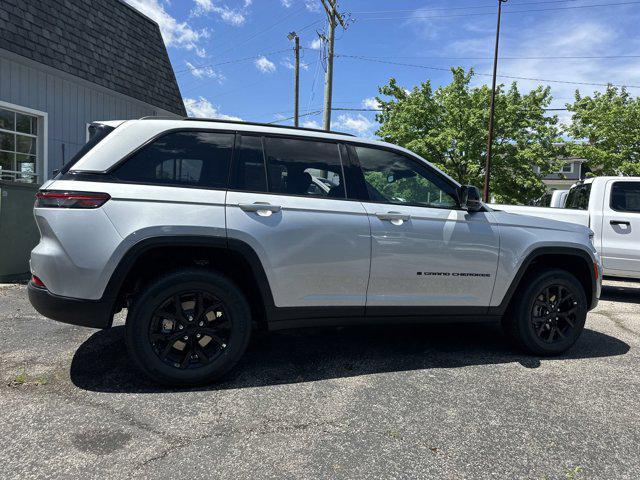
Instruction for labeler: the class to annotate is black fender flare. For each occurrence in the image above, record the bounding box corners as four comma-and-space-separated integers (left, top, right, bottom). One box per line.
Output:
101, 235, 276, 312
489, 246, 598, 315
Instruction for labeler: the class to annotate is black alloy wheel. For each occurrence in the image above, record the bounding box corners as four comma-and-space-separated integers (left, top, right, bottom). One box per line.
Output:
150, 291, 232, 370
530, 284, 579, 344
125, 269, 252, 386
502, 269, 587, 356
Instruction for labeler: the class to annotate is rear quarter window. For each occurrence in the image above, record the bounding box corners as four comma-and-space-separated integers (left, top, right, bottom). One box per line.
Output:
59, 124, 114, 174
112, 131, 235, 189
564, 183, 591, 210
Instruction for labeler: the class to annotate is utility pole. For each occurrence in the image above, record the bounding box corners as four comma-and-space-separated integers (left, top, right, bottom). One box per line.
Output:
483, 0, 508, 203
320, 0, 346, 131
287, 31, 300, 127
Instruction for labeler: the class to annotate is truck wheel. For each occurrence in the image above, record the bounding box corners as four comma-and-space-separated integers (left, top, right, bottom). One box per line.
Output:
125, 269, 252, 386
502, 269, 588, 356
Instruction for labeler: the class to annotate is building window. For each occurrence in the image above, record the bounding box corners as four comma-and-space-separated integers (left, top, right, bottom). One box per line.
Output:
557, 162, 573, 174
0, 107, 39, 183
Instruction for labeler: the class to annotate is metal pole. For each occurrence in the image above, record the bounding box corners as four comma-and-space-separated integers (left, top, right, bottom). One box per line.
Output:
483, 0, 507, 203
294, 36, 300, 127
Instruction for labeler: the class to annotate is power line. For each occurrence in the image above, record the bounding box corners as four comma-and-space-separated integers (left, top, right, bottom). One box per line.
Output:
336, 54, 640, 89
333, 53, 640, 61
175, 49, 291, 74
209, 4, 308, 58
333, 105, 567, 113
268, 105, 569, 125
351, 0, 589, 14
269, 110, 323, 124
357, 1, 640, 21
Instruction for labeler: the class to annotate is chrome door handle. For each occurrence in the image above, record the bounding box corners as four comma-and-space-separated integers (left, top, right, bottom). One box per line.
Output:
375, 211, 410, 221
239, 202, 282, 216
375, 211, 410, 225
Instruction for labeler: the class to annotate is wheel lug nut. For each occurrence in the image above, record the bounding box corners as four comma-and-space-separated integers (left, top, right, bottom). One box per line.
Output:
183, 335, 189, 341
196, 334, 201, 339
178, 325, 184, 330
188, 316, 193, 322
198, 321, 204, 326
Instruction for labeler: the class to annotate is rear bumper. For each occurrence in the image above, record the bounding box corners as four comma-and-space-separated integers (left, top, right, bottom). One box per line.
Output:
27, 282, 113, 329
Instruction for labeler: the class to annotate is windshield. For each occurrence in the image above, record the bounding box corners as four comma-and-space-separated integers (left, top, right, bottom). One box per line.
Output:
564, 183, 591, 210
58, 124, 115, 175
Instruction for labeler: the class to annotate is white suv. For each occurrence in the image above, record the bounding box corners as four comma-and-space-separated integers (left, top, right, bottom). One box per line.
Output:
28, 118, 602, 385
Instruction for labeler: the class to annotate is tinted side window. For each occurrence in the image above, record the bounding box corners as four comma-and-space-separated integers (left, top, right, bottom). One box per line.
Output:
113, 131, 234, 188
352, 146, 458, 208
565, 183, 591, 210
611, 181, 640, 213
231, 134, 268, 192
263, 137, 345, 198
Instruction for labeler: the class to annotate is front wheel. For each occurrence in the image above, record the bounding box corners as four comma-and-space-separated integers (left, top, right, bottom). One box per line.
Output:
125, 269, 252, 386
502, 269, 588, 356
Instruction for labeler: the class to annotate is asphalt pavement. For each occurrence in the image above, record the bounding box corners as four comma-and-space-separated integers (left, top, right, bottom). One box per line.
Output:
0, 279, 638, 479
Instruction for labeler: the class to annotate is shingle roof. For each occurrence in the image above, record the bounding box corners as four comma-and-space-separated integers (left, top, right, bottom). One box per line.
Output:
0, 0, 186, 116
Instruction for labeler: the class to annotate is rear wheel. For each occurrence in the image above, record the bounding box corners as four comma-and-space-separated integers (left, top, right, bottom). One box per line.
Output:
502, 269, 588, 355
125, 269, 251, 386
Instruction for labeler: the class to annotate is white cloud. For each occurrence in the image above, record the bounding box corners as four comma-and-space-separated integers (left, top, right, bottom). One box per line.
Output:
255, 56, 276, 73
444, 12, 640, 130
334, 114, 375, 136
185, 61, 225, 82
309, 37, 323, 50
362, 97, 381, 110
124, 0, 207, 54
302, 119, 320, 128
281, 58, 309, 70
305, 0, 320, 12
280, 0, 316, 10
183, 97, 242, 120
193, 0, 248, 26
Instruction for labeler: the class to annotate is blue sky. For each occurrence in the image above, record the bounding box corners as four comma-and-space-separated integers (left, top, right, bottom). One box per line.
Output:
124, 0, 640, 137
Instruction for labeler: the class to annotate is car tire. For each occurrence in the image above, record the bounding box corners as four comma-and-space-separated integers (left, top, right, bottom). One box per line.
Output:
125, 268, 252, 386
502, 269, 588, 356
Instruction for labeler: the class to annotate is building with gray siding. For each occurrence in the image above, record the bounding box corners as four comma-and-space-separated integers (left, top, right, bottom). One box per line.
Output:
0, 0, 186, 183
0, 0, 185, 280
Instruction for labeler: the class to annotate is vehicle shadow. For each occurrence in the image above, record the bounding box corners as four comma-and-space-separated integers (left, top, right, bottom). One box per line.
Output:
601, 284, 640, 304
70, 322, 630, 393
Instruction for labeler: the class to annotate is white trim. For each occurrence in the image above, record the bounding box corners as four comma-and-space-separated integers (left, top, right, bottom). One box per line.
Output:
0, 100, 48, 183
0, 127, 37, 138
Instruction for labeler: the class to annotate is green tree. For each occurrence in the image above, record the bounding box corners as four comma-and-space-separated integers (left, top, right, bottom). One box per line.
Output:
374, 68, 563, 204
565, 86, 640, 176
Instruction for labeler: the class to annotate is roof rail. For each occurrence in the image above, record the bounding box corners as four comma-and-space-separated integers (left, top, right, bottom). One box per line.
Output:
137, 115, 355, 137
138, 115, 183, 120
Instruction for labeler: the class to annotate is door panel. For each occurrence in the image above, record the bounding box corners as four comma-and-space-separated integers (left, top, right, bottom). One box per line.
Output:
346, 143, 500, 309
226, 192, 371, 307
601, 180, 640, 276
363, 203, 500, 307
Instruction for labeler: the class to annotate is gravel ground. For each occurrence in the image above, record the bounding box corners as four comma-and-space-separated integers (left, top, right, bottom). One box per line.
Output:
0, 279, 638, 479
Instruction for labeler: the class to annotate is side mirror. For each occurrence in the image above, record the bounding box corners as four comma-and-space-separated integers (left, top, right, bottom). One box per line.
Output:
458, 185, 483, 212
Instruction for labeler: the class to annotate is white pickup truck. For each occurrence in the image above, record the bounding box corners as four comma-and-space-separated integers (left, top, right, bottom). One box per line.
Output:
492, 177, 640, 279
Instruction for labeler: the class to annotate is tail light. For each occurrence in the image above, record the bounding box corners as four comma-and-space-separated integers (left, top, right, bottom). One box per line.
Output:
31, 275, 46, 288
35, 191, 110, 209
